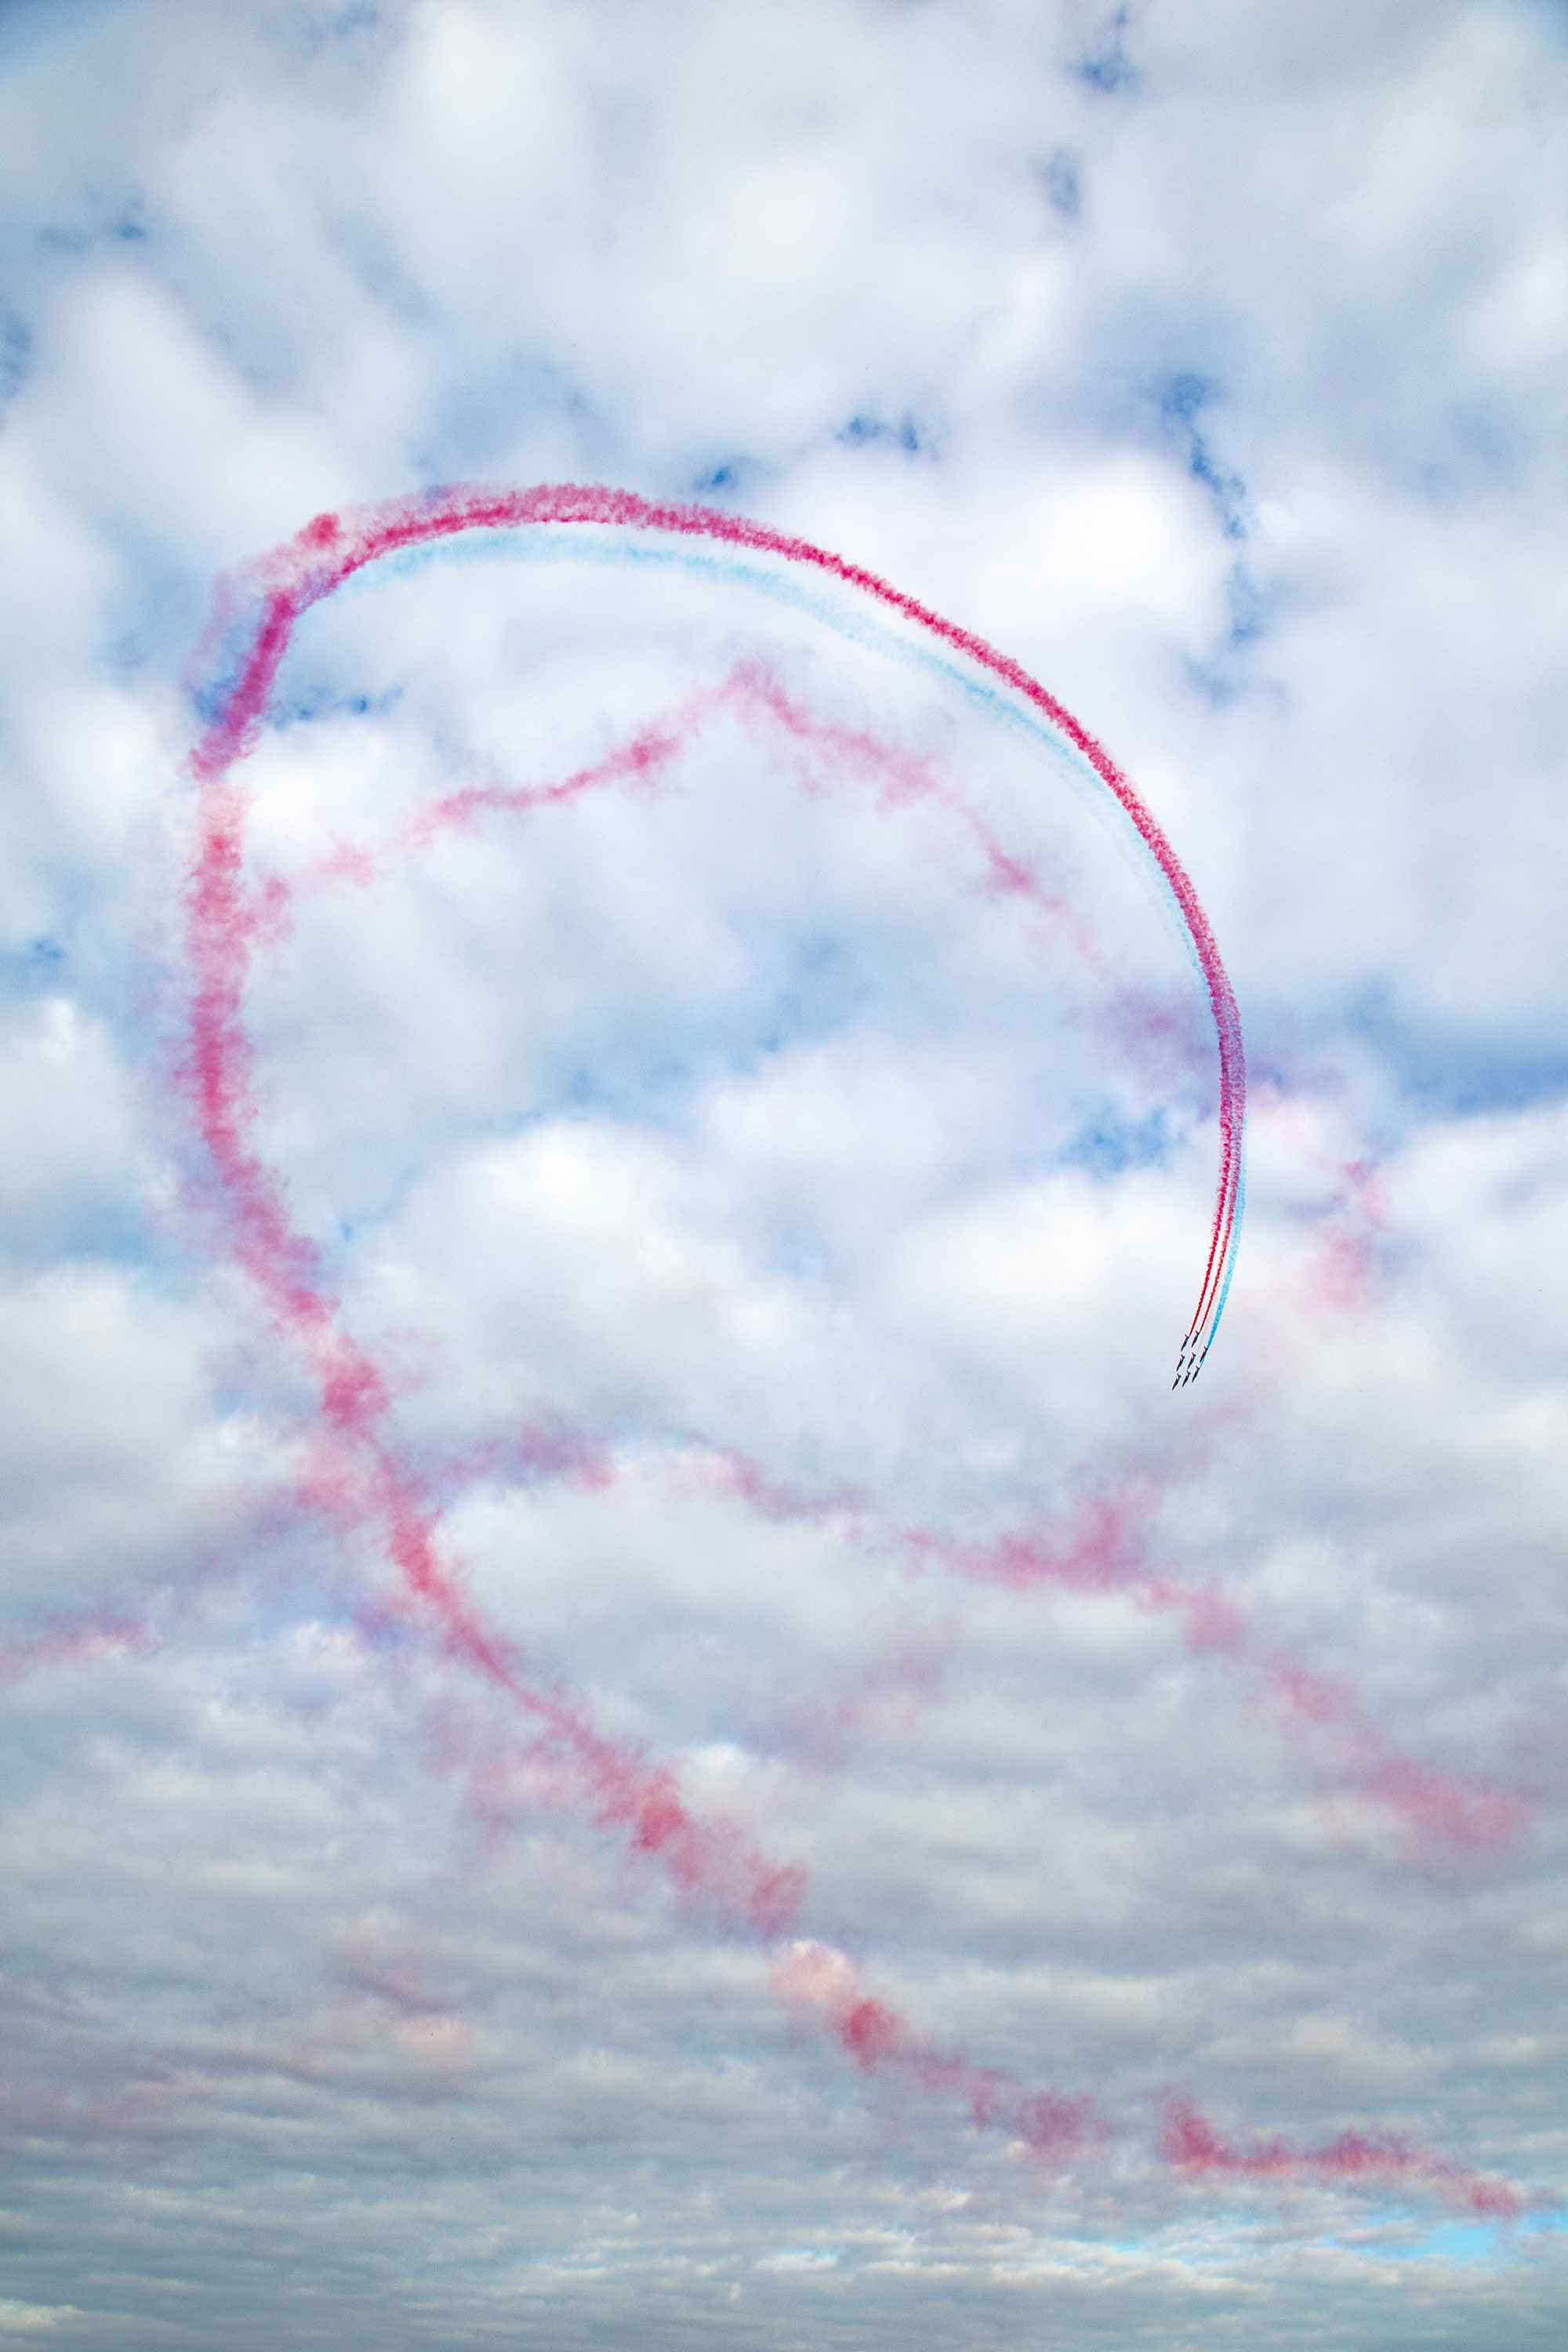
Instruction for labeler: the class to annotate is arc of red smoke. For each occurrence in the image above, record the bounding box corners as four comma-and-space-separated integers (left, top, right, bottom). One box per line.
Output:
1160, 2095, 1537, 2221
192, 483, 1244, 1382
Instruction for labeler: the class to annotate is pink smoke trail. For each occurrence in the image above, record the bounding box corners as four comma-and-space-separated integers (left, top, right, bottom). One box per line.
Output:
775, 1941, 1098, 2164
1159, 2094, 1544, 2222
281, 655, 1105, 1000
922, 1493, 1526, 1863
648, 1425, 1522, 1866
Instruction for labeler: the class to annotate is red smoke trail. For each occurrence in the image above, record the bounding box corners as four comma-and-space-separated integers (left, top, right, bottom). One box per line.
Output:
635, 1415, 1515, 1865
1159, 2095, 1542, 2221
656, 1438, 1526, 1863
280, 655, 1107, 997
1259, 1653, 1524, 1859
722, 657, 1102, 967
170, 488, 1532, 2220
775, 1941, 1098, 2164
194, 483, 1243, 1381
920, 1496, 1526, 1863
289, 687, 722, 901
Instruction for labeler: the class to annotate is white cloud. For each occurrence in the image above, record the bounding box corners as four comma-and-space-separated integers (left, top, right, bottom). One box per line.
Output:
0, 0, 1563, 2343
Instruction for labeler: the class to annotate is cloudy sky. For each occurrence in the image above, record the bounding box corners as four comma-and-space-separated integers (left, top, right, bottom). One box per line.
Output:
1, 1, 1565, 2343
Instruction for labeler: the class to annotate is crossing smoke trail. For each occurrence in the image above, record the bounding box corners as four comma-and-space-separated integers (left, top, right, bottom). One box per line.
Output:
170, 485, 1530, 2222
355, 1385, 1526, 1870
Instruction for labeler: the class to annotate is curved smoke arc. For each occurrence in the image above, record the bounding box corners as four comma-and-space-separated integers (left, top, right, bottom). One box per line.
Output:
194, 482, 1246, 1379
